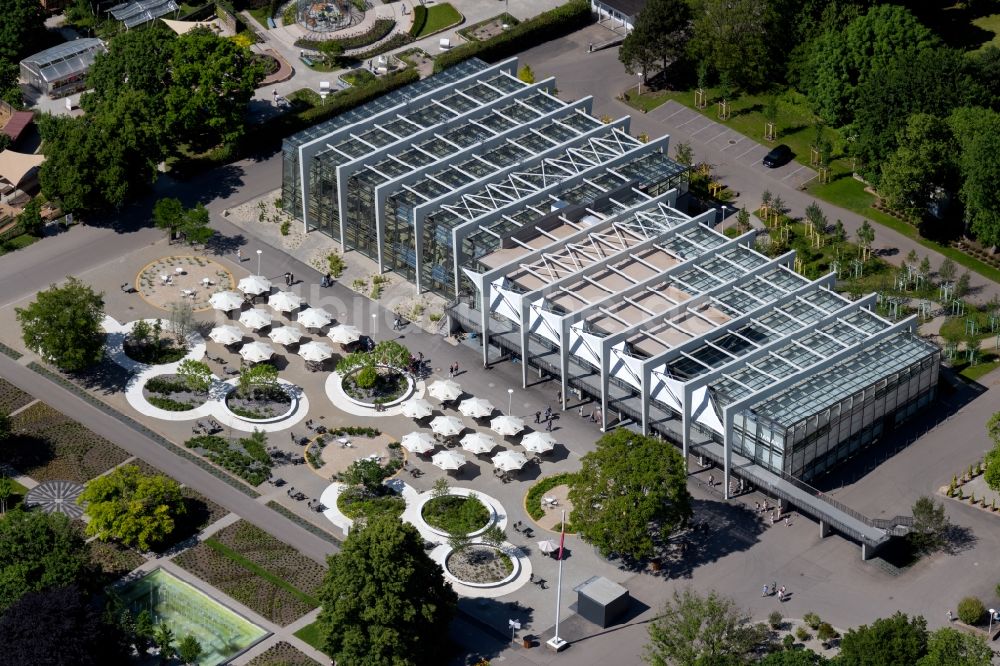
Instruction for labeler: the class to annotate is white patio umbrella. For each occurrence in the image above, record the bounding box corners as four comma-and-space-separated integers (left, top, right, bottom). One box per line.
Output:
297, 307, 333, 330
400, 398, 434, 419
208, 324, 243, 345
327, 324, 362, 345
427, 379, 462, 402
430, 415, 464, 437
208, 290, 243, 312
460, 432, 497, 455
490, 415, 526, 437
239, 341, 274, 364
268, 325, 304, 346
298, 341, 334, 363
431, 450, 467, 472
492, 450, 529, 472
537, 539, 559, 554
268, 291, 303, 313
238, 275, 271, 296
521, 431, 556, 454
400, 432, 436, 455
458, 397, 495, 419
239, 308, 272, 331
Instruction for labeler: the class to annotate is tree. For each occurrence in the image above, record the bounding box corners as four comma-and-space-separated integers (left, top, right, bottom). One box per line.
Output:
803, 5, 938, 125
736, 207, 751, 233
356, 364, 378, 390
176, 635, 203, 665
17, 197, 43, 237
805, 201, 826, 230
674, 141, 694, 167
958, 597, 985, 626
909, 496, 949, 553
644, 587, 768, 666
620, 0, 690, 82
83, 25, 175, 112
0, 477, 11, 514
316, 515, 457, 665
0, 508, 91, 613
689, 0, 778, 91
179, 203, 214, 246
833, 219, 846, 245
918, 626, 992, 666
238, 363, 279, 397
132, 610, 156, 655
369, 339, 412, 370
342, 458, 391, 494
949, 107, 1000, 248
955, 271, 971, 299
568, 429, 690, 560
517, 64, 535, 84
78, 464, 185, 551
938, 257, 957, 284
154, 624, 176, 661
759, 650, 829, 665
0, 585, 129, 666
878, 114, 957, 220
167, 300, 195, 343
152, 197, 185, 240
164, 28, 266, 150
838, 612, 927, 666
16, 277, 105, 371
130, 319, 152, 349
986, 413, 1000, 491
856, 220, 875, 258
177, 359, 212, 393
0, 0, 46, 64
919, 256, 931, 278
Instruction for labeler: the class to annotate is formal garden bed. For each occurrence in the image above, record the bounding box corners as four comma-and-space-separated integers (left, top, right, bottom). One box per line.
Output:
185, 433, 272, 486
526, 472, 578, 532
340, 365, 409, 405
445, 545, 514, 585
173, 520, 325, 626
225, 384, 293, 420
341, 68, 375, 87
6, 402, 130, 483
142, 374, 208, 412
0, 378, 33, 414
87, 539, 146, 584
123, 329, 188, 365
422, 493, 490, 535
457, 13, 518, 42
247, 641, 323, 666
336, 485, 405, 520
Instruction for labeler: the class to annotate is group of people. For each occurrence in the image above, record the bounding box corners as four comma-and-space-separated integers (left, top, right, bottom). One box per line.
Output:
533, 406, 557, 431
762, 582, 788, 601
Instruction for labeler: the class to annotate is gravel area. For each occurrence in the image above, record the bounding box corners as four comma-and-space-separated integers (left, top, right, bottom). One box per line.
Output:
445, 545, 513, 584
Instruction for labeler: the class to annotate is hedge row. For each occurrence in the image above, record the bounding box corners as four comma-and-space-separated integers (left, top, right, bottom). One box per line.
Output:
295, 18, 395, 52
408, 5, 427, 37
433, 0, 591, 73
351, 33, 413, 61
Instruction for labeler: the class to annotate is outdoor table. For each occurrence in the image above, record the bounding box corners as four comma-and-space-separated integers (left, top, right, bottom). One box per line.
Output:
202, 278, 211, 286
183, 289, 193, 298
160, 274, 169, 283
338, 438, 350, 448
175, 267, 184, 275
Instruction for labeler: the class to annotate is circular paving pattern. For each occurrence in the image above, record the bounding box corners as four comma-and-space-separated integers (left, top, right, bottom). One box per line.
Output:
25, 480, 85, 519
136, 255, 235, 311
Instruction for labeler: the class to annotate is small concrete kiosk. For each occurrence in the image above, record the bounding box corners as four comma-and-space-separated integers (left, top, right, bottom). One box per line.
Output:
574, 576, 630, 628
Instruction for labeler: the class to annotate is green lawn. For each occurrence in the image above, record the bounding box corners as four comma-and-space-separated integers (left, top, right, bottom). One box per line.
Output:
294, 621, 325, 651
248, 6, 273, 27
961, 354, 1000, 381
972, 14, 1000, 51
415, 3, 462, 38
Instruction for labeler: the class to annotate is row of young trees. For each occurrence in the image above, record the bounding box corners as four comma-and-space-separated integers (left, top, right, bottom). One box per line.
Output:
621, 1, 1000, 246
39, 24, 265, 214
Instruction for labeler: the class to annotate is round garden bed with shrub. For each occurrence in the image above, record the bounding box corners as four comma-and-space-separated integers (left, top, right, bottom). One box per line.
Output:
341, 365, 410, 405
422, 494, 490, 535
142, 374, 207, 412
123, 334, 187, 365
336, 486, 406, 520
445, 545, 515, 585
225, 384, 292, 420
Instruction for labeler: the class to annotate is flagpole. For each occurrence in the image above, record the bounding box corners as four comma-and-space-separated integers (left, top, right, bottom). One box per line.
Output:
546, 509, 568, 651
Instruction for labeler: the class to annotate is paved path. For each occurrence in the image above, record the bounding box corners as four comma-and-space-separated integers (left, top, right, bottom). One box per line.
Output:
0, 352, 336, 564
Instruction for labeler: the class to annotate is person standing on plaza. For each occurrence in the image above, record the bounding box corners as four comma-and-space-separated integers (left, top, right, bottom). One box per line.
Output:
546, 416, 553, 432
535, 410, 541, 424
762, 585, 768, 597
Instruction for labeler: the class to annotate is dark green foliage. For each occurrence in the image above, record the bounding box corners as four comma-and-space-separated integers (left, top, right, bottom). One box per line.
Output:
0, 585, 129, 666
644, 587, 768, 666
16, 198, 43, 238
316, 516, 457, 665
957, 597, 985, 625
918, 627, 992, 666
878, 114, 958, 219
949, 107, 1000, 247
409, 5, 427, 37
355, 364, 378, 389
569, 429, 690, 560
185, 432, 272, 486
16, 277, 105, 372
0, 0, 46, 63
434, 0, 592, 73
909, 495, 949, 553
620, 0, 689, 83
0, 509, 91, 613
342, 458, 392, 493
759, 650, 829, 665
295, 18, 396, 52
838, 612, 928, 666
421, 495, 490, 535
83, 25, 175, 111
688, 0, 779, 91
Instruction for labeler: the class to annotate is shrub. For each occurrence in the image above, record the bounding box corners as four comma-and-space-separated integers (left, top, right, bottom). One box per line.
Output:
433, 0, 591, 73
295, 18, 395, 52
327, 252, 346, 278
958, 596, 985, 625
795, 626, 810, 642
409, 5, 427, 37
279, 221, 290, 236
782, 634, 795, 650
817, 623, 837, 641
147, 396, 196, 411
356, 365, 378, 389
768, 611, 782, 629
803, 612, 822, 630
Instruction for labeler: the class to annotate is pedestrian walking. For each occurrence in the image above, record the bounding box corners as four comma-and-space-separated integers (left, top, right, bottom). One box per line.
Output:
544, 406, 552, 420
454, 362, 459, 376
784, 516, 791, 527
947, 610, 953, 622
546, 417, 553, 432
769, 512, 775, 525
236, 248, 242, 261
708, 474, 715, 487
771, 582, 776, 596
778, 586, 786, 601
288, 272, 294, 285
762, 585, 768, 597
534, 411, 541, 424
393, 316, 401, 330
448, 363, 454, 378
578, 405, 584, 417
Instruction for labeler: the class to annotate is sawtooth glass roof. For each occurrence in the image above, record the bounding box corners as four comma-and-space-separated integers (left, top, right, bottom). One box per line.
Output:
20, 38, 106, 83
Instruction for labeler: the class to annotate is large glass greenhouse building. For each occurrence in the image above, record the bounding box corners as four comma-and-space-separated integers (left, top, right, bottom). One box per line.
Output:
282, 58, 940, 556
19, 39, 107, 99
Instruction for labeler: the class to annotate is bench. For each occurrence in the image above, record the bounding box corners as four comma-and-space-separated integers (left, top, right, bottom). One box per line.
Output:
267, 17, 276, 29
300, 55, 314, 67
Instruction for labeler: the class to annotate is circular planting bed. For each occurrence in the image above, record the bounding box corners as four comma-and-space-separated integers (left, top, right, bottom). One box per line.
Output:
124, 336, 188, 365
340, 365, 413, 408
422, 494, 491, 536
336, 486, 406, 521
142, 374, 208, 412
445, 545, 516, 586
224, 384, 293, 421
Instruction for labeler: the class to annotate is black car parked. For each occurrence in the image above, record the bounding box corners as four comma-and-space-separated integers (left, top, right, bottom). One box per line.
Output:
762, 144, 793, 168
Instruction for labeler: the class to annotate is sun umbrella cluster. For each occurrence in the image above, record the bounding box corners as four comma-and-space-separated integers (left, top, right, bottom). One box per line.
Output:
401, 398, 434, 419
428, 380, 462, 402
298, 307, 333, 330
209, 325, 243, 345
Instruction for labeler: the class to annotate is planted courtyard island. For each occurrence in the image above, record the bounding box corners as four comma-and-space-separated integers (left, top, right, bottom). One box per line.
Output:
336, 340, 414, 409
223, 363, 296, 422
